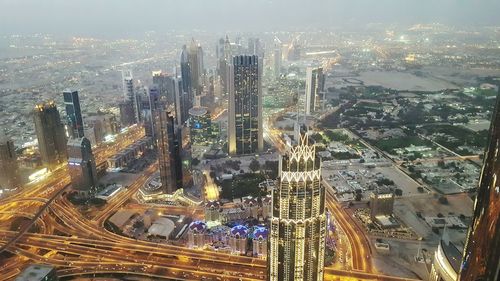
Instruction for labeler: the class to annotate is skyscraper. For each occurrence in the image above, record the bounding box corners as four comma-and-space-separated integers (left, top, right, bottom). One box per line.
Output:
228, 55, 263, 155
305, 67, 326, 115
143, 85, 161, 140
155, 108, 181, 194
248, 38, 261, 56
63, 89, 84, 138
273, 42, 282, 80
153, 71, 177, 105
0, 133, 20, 190
188, 39, 204, 97
122, 70, 141, 125
34, 102, 67, 168
67, 137, 98, 198
180, 45, 193, 125
458, 92, 500, 281
268, 130, 326, 281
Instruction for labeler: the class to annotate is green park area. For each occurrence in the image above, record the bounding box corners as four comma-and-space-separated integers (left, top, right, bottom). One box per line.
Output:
374, 136, 430, 154
220, 173, 267, 200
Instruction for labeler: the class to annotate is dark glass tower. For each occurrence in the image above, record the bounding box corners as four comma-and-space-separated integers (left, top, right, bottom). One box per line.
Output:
228, 55, 263, 155
458, 92, 500, 281
34, 102, 67, 168
268, 131, 326, 281
67, 137, 98, 198
0, 133, 20, 190
180, 45, 193, 124
63, 89, 84, 138
155, 108, 182, 194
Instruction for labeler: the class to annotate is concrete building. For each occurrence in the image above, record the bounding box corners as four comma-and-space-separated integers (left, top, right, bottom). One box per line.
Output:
268, 130, 326, 281
67, 137, 97, 198
253, 227, 268, 259
33, 102, 67, 169
305, 67, 325, 115
187, 221, 207, 249
0, 133, 20, 190
229, 225, 248, 255
15, 264, 58, 281
228, 55, 263, 155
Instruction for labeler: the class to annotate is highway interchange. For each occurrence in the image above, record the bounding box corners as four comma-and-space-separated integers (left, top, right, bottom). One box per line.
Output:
0, 117, 421, 281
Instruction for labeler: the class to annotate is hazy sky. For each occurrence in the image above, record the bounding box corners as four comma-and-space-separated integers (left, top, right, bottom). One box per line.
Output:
1, 0, 499, 37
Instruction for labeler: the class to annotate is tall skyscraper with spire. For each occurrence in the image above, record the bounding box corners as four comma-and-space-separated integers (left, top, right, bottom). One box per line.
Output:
227, 55, 263, 155
268, 128, 326, 281
63, 89, 84, 138
34, 102, 67, 168
458, 91, 500, 281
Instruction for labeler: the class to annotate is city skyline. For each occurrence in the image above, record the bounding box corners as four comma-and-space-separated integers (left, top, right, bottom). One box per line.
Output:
0, 2, 499, 281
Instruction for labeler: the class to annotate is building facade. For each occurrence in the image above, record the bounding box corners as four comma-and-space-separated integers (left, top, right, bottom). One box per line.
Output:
228, 55, 263, 155
122, 70, 142, 126
34, 102, 67, 168
229, 225, 248, 255
63, 89, 84, 138
180, 45, 193, 125
155, 108, 180, 194
0, 133, 20, 190
458, 91, 500, 281
268, 132, 326, 281
369, 190, 395, 220
67, 137, 98, 198
305, 67, 325, 115
188, 106, 211, 145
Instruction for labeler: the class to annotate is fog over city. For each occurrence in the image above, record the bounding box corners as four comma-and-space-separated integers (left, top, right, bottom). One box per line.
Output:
1, 0, 500, 36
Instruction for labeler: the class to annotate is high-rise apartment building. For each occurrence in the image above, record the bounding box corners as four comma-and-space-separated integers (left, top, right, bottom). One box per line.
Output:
34, 102, 67, 168
63, 89, 84, 138
268, 130, 326, 281
227, 55, 263, 155
67, 137, 98, 198
0, 133, 20, 190
305, 67, 325, 115
458, 91, 500, 281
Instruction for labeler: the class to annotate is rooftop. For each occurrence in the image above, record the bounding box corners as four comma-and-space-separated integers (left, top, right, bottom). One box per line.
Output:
15, 264, 55, 281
